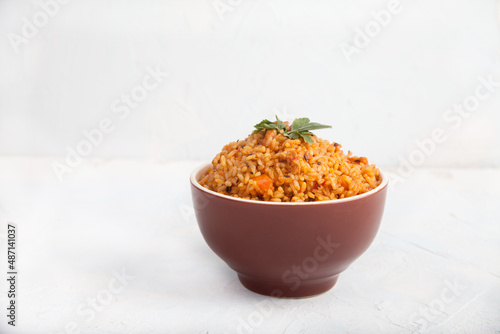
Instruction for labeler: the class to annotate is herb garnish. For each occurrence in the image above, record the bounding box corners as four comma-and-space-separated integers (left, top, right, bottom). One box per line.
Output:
253, 116, 331, 144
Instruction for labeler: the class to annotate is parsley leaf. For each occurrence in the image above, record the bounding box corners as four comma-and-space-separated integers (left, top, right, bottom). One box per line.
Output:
253, 116, 331, 144
252, 119, 281, 134
275, 115, 287, 131
291, 118, 332, 133
288, 117, 331, 143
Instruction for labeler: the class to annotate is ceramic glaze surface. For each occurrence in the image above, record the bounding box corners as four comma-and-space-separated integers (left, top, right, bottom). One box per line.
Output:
191, 163, 388, 297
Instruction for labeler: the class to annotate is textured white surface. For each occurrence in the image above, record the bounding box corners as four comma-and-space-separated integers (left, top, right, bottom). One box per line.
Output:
1, 0, 500, 166
0, 157, 499, 334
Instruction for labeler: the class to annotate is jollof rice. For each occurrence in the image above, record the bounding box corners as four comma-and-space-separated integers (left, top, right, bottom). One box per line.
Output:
199, 129, 381, 202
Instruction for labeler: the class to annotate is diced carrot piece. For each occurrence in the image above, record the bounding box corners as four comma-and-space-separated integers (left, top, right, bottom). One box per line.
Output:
253, 174, 274, 192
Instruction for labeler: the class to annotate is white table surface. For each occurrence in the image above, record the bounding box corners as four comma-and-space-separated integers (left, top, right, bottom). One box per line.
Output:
0, 157, 499, 334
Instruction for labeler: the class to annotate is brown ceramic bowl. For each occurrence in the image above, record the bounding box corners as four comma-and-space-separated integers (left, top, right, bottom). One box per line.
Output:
190, 163, 388, 298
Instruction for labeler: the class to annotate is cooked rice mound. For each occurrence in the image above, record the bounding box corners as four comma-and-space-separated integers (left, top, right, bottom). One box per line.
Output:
199, 129, 381, 202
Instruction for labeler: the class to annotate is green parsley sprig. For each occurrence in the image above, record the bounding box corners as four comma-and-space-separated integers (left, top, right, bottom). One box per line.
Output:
253, 116, 331, 144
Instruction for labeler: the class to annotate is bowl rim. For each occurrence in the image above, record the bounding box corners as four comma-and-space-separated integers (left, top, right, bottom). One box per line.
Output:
190, 163, 388, 206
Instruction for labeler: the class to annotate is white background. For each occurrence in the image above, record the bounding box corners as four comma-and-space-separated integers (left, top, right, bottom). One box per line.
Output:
1, 0, 499, 167
1, 1, 500, 334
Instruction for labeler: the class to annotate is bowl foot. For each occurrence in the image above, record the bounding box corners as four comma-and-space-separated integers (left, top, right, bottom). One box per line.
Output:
237, 273, 339, 298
